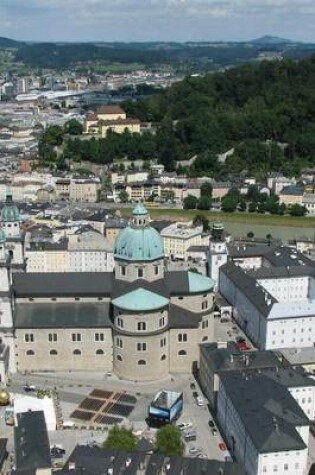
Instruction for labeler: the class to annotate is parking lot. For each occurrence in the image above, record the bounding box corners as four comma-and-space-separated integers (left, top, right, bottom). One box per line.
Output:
2, 370, 228, 464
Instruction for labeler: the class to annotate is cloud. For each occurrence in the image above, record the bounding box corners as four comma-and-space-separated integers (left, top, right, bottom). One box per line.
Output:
1, 0, 315, 41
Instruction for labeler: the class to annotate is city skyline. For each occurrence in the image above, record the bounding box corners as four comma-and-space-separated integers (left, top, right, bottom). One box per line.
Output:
0, 0, 315, 43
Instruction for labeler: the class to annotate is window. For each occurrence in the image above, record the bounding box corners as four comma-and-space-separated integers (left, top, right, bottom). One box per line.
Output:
121, 266, 126, 276
75, 297, 80, 301
96, 349, 104, 355
138, 268, 144, 278
295, 464, 299, 470
137, 322, 146, 331
98, 297, 103, 301
117, 318, 124, 328
137, 342, 147, 352
160, 338, 166, 348
73, 349, 81, 355
202, 336, 208, 342
138, 359, 146, 365
273, 466, 278, 472
263, 468, 267, 473
284, 464, 288, 471
161, 354, 166, 361
178, 350, 187, 356
72, 333, 82, 342
159, 317, 165, 328
117, 355, 123, 361
51, 297, 57, 301
116, 338, 123, 349
26, 350, 35, 356
202, 320, 208, 329
178, 333, 187, 342
24, 333, 34, 343
49, 349, 58, 356
95, 333, 105, 342
155, 265, 159, 275
202, 301, 208, 310
48, 333, 57, 342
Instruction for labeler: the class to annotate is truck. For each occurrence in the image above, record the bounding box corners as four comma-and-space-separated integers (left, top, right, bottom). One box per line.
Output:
148, 390, 183, 425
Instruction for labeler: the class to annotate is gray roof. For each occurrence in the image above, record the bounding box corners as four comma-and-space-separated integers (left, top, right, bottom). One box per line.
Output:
169, 304, 205, 329
220, 371, 309, 454
187, 245, 209, 253
14, 303, 112, 329
57, 445, 246, 475
200, 344, 284, 374
14, 411, 51, 472
13, 273, 114, 298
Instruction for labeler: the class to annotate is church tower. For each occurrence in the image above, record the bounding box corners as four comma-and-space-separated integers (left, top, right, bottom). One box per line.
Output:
208, 222, 228, 290
1, 195, 24, 269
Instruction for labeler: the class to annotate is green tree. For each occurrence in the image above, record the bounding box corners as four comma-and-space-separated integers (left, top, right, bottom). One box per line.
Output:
257, 202, 266, 213
155, 425, 184, 457
289, 204, 307, 216
200, 181, 213, 197
64, 119, 83, 135
246, 185, 261, 203
238, 199, 247, 212
221, 195, 238, 212
248, 202, 257, 213
41, 125, 64, 146
197, 195, 212, 210
183, 195, 198, 210
103, 426, 136, 452
119, 190, 129, 203
193, 214, 210, 232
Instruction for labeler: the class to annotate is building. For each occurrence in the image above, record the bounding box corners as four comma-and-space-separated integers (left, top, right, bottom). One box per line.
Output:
208, 222, 228, 288
267, 174, 296, 195
57, 444, 246, 475
25, 228, 114, 273
84, 105, 140, 136
278, 185, 304, 206
217, 370, 310, 475
14, 410, 51, 475
198, 342, 284, 410
69, 178, 100, 203
161, 222, 204, 260
5, 203, 215, 381
302, 194, 315, 215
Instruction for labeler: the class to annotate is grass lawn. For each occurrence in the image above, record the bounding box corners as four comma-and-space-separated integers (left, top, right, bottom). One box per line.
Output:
121, 207, 315, 228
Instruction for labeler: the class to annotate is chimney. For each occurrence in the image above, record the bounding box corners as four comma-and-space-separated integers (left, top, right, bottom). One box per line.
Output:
230, 354, 234, 364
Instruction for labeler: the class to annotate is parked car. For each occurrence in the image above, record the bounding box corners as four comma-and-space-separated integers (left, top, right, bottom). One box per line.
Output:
184, 431, 197, 442
192, 391, 199, 398
211, 428, 218, 436
177, 422, 193, 431
195, 396, 204, 406
219, 442, 227, 451
50, 446, 66, 458
190, 382, 196, 390
236, 336, 246, 343
23, 384, 36, 392
189, 447, 202, 455
208, 420, 215, 428
238, 341, 251, 351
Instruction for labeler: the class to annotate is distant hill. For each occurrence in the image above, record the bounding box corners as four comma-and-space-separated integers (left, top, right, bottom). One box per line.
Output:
250, 35, 294, 45
0, 36, 22, 47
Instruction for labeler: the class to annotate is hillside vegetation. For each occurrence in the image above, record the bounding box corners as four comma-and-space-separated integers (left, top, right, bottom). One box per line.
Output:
121, 55, 315, 176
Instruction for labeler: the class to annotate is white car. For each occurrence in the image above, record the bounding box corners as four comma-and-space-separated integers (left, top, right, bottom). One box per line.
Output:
177, 422, 193, 431
189, 447, 202, 455
196, 396, 204, 406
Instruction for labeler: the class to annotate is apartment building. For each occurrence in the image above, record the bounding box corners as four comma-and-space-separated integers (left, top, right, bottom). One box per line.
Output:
161, 222, 205, 260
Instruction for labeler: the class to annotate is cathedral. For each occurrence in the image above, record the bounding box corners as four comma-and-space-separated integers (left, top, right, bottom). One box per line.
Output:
0, 200, 215, 382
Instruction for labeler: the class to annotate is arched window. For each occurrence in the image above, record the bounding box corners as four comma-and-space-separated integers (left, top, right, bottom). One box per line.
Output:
202, 336, 208, 342
26, 350, 35, 356
117, 354, 123, 361
73, 349, 81, 355
161, 354, 166, 361
96, 349, 104, 355
49, 349, 58, 355
178, 350, 187, 356
138, 359, 146, 365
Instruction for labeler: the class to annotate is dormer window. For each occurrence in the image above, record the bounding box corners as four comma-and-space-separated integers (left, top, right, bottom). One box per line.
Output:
138, 268, 144, 278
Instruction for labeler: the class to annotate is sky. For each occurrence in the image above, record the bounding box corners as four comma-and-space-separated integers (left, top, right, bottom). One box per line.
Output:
0, 0, 315, 43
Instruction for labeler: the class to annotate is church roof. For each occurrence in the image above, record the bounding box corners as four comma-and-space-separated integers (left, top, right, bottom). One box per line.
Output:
1, 195, 20, 223
114, 226, 164, 262
112, 288, 169, 312
187, 272, 215, 293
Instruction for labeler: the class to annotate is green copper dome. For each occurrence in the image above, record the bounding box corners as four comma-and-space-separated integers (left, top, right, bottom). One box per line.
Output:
1, 195, 20, 223
0, 228, 5, 243
114, 204, 164, 262
113, 288, 169, 312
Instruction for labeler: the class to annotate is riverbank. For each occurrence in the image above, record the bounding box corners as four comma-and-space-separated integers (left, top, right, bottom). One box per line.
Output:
121, 207, 315, 229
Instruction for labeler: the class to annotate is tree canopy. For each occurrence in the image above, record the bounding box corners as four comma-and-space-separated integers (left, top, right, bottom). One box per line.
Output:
155, 425, 184, 457
103, 426, 137, 452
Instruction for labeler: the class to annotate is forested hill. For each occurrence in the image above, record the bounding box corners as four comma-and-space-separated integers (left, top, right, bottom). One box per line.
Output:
122, 55, 315, 177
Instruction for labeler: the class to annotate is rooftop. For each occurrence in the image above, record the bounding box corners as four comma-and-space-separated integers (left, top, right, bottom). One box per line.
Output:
14, 411, 51, 472
220, 371, 309, 453
112, 288, 169, 312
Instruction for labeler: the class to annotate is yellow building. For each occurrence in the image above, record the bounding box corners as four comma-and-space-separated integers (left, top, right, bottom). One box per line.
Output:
161, 223, 204, 260
84, 105, 140, 136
